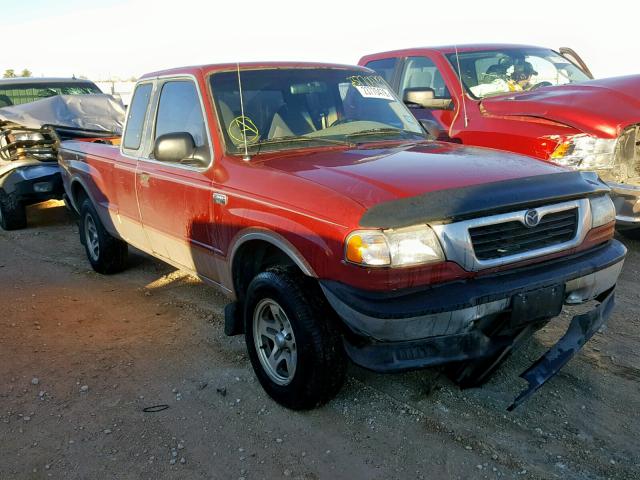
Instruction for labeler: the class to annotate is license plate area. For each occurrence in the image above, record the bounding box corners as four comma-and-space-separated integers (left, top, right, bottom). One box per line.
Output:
511, 284, 565, 326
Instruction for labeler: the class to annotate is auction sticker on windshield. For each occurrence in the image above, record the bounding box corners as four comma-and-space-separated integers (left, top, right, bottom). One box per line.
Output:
348, 75, 395, 100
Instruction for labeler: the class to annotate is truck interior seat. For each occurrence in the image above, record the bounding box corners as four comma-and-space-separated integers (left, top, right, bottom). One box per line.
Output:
268, 96, 317, 139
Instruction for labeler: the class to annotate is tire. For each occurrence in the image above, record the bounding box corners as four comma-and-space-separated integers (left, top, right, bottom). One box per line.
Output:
0, 191, 27, 230
244, 267, 347, 410
619, 228, 640, 241
79, 197, 128, 274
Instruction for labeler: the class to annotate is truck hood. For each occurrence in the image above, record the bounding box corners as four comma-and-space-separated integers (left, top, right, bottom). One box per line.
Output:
262, 141, 567, 211
480, 75, 640, 138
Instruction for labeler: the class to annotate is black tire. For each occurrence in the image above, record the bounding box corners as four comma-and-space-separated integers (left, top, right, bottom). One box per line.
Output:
619, 228, 640, 241
0, 191, 27, 230
244, 267, 347, 410
79, 197, 128, 274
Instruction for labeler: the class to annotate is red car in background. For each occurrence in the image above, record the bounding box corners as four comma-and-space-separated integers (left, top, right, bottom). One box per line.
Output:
359, 45, 640, 237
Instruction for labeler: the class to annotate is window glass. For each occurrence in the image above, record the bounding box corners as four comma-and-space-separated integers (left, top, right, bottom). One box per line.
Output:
364, 58, 398, 84
122, 83, 152, 150
445, 48, 591, 99
400, 57, 451, 100
209, 68, 425, 155
155, 80, 207, 148
0, 82, 101, 106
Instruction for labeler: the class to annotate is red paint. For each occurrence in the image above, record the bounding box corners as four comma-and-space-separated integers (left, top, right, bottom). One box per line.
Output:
359, 46, 640, 160
58, 63, 615, 295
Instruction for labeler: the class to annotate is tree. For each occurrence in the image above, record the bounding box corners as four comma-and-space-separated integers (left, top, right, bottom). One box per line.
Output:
20, 69, 32, 77
3, 69, 16, 78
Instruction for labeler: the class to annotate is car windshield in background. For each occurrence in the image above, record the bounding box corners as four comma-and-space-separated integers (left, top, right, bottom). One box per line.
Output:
446, 48, 591, 99
0, 82, 102, 107
210, 68, 425, 154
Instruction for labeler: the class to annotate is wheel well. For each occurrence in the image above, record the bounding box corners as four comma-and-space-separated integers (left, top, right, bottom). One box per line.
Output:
70, 181, 88, 209
232, 240, 300, 301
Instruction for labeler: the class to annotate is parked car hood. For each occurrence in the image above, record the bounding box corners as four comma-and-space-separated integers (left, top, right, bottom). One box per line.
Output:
480, 75, 640, 138
261, 141, 566, 210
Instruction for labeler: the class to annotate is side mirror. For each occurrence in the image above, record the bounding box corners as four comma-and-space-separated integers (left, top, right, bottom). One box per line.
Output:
153, 132, 196, 163
403, 87, 452, 110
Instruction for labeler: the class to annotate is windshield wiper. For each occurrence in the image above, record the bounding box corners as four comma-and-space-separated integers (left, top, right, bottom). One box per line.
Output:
256, 135, 350, 147
345, 128, 425, 142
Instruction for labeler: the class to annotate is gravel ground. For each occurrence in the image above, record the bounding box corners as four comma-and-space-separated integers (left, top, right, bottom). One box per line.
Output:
1, 201, 639, 480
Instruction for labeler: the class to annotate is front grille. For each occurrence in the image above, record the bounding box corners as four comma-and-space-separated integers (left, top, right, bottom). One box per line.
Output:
469, 208, 578, 261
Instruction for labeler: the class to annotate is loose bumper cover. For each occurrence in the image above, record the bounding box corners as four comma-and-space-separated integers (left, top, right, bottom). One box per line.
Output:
320, 240, 626, 409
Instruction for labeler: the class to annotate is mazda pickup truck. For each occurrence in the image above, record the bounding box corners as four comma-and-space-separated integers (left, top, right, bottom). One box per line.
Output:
359, 45, 640, 238
58, 62, 626, 411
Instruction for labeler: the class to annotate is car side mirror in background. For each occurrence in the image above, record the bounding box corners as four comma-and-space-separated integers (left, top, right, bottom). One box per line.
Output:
153, 132, 196, 163
403, 87, 453, 110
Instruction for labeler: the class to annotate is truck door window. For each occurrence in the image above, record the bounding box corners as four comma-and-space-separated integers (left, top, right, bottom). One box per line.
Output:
363, 58, 398, 84
123, 83, 152, 151
399, 57, 451, 100
153, 80, 210, 166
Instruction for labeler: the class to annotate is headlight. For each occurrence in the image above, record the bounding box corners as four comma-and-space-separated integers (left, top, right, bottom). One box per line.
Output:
550, 134, 617, 169
10, 132, 45, 142
589, 195, 616, 227
345, 225, 445, 267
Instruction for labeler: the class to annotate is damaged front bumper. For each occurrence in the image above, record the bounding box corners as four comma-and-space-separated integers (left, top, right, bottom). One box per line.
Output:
320, 240, 626, 408
609, 181, 640, 227
0, 160, 63, 204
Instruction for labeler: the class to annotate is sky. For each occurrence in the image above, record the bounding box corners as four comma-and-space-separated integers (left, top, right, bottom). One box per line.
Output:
1, 0, 637, 81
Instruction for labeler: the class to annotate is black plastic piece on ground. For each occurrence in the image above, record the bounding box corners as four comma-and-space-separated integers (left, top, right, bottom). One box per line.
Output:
224, 302, 244, 336
507, 287, 616, 411
142, 404, 170, 413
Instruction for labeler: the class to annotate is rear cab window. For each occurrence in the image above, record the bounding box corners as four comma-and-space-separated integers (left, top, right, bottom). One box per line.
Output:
122, 83, 153, 152
363, 58, 399, 85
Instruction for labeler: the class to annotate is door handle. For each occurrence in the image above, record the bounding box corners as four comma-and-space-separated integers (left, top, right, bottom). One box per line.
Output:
138, 172, 150, 187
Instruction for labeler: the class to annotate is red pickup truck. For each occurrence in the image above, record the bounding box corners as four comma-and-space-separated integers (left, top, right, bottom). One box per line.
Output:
58, 62, 625, 410
359, 45, 640, 237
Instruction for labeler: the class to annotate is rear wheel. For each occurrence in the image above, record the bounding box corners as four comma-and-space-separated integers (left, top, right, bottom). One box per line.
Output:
244, 267, 347, 410
79, 197, 128, 274
0, 191, 27, 230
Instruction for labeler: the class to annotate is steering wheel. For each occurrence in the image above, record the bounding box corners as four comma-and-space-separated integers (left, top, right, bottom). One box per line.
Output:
329, 117, 356, 127
529, 81, 553, 91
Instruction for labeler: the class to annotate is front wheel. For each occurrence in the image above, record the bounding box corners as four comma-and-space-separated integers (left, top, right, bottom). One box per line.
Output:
79, 197, 128, 274
619, 228, 640, 241
244, 268, 347, 410
0, 191, 27, 230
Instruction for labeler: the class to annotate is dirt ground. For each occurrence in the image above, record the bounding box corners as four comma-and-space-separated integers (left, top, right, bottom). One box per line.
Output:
0, 201, 638, 480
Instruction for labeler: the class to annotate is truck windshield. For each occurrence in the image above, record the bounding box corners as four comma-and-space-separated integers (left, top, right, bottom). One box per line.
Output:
445, 48, 591, 99
210, 68, 425, 154
0, 82, 101, 107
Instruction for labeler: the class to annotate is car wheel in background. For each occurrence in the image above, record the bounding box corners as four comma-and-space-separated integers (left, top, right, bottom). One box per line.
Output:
79, 197, 128, 274
244, 267, 347, 410
0, 191, 27, 230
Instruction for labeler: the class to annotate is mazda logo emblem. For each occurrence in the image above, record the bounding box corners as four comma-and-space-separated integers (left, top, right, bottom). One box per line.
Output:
524, 209, 540, 227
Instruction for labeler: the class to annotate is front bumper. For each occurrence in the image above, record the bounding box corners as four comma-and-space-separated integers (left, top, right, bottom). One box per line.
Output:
321, 240, 625, 408
0, 161, 63, 204
321, 240, 624, 367
609, 182, 640, 227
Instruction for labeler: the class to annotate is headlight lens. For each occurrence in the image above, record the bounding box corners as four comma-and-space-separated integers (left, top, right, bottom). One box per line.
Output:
345, 225, 445, 267
10, 132, 45, 142
550, 134, 617, 169
589, 195, 616, 227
